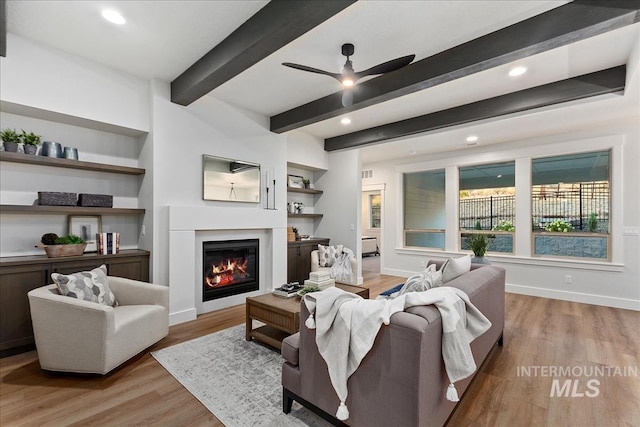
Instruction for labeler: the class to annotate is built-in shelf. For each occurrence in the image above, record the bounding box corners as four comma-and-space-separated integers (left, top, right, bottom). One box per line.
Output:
0, 205, 145, 215
0, 151, 145, 175
288, 213, 323, 219
286, 187, 323, 195
0, 249, 150, 266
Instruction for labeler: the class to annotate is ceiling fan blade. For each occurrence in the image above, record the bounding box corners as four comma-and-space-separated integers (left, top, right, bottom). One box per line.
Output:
342, 90, 353, 108
354, 54, 416, 79
282, 62, 341, 80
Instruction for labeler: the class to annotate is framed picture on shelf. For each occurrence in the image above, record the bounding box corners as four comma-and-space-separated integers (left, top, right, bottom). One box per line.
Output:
68, 215, 102, 253
288, 175, 304, 189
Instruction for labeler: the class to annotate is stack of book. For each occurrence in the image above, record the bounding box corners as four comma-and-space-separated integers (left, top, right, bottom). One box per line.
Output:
273, 283, 302, 298
97, 232, 120, 255
304, 271, 335, 290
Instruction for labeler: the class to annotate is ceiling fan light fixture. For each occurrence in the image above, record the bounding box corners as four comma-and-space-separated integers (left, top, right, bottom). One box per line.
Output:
341, 78, 354, 87
101, 9, 125, 25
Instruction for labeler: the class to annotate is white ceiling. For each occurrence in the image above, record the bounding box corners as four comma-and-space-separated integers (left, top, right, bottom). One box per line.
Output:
6, 1, 640, 164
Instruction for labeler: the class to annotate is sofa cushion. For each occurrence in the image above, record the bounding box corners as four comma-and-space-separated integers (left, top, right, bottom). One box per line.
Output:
441, 255, 471, 283
282, 333, 300, 366
318, 244, 343, 267
51, 264, 118, 307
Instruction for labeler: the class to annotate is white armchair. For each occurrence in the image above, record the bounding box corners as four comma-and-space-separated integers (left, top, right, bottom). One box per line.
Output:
27, 276, 169, 375
310, 248, 358, 285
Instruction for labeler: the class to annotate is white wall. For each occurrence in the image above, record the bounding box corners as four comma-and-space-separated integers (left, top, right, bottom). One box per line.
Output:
363, 123, 640, 310
315, 149, 363, 283
0, 34, 149, 132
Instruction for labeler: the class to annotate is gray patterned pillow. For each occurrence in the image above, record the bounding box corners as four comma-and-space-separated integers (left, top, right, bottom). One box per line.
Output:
399, 264, 443, 295
318, 244, 344, 267
52, 264, 118, 307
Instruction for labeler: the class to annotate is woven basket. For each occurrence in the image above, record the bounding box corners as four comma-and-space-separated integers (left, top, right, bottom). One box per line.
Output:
38, 192, 77, 206
78, 193, 113, 208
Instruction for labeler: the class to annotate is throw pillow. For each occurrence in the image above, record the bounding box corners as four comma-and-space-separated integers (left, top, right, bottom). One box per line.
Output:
440, 255, 471, 283
399, 264, 443, 295
318, 244, 343, 267
51, 264, 118, 307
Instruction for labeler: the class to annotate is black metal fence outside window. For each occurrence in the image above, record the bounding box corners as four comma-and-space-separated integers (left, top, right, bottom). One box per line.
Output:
459, 182, 609, 233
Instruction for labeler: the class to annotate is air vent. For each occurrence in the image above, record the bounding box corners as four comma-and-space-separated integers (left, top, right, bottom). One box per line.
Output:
362, 169, 373, 179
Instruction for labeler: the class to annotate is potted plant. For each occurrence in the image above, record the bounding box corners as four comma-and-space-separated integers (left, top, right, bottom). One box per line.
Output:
40, 233, 87, 257
302, 178, 311, 189
1, 128, 21, 152
465, 233, 492, 264
21, 130, 42, 155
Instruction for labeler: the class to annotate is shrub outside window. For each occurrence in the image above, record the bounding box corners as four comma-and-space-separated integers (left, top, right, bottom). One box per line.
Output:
459, 161, 515, 254
532, 150, 610, 260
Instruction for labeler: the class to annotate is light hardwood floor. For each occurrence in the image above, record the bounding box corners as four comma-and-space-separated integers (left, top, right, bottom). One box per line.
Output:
1, 271, 638, 426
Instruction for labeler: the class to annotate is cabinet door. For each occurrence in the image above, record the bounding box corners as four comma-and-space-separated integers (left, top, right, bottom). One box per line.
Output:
298, 243, 314, 284
0, 264, 48, 353
287, 246, 299, 284
106, 256, 149, 282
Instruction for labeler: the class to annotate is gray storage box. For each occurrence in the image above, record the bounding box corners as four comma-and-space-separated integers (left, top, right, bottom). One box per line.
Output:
78, 193, 113, 208
38, 192, 77, 206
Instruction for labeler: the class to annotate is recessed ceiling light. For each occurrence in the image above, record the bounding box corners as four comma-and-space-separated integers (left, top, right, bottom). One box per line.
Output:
340, 117, 351, 125
102, 9, 126, 25
466, 135, 478, 142
509, 66, 527, 77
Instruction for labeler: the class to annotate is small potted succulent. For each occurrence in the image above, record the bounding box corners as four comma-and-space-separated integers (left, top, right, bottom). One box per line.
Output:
40, 233, 87, 257
21, 130, 42, 155
1, 128, 21, 152
302, 178, 311, 189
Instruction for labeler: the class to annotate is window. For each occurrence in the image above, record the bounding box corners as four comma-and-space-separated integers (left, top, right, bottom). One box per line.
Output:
532, 150, 610, 259
403, 169, 445, 249
459, 161, 515, 254
369, 194, 381, 228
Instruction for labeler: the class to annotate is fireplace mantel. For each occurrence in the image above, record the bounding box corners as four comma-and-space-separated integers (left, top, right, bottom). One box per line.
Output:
168, 205, 287, 325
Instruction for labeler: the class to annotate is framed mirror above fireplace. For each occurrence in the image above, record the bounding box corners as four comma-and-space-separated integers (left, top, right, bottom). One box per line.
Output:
203, 154, 260, 203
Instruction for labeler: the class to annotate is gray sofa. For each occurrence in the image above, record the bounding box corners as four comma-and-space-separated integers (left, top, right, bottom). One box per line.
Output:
281, 261, 505, 426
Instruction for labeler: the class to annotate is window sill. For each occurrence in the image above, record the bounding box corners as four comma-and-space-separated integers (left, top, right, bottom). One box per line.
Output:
395, 248, 624, 272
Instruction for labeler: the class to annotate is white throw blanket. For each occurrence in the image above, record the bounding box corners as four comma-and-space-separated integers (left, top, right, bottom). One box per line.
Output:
329, 248, 354, 284
303, 286, 491, 420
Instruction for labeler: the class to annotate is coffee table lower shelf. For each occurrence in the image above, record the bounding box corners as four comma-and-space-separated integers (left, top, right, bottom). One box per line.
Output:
248, 324, 292, 349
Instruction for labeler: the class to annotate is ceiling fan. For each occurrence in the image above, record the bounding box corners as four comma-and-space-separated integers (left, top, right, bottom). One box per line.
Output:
283, 43, 415, 107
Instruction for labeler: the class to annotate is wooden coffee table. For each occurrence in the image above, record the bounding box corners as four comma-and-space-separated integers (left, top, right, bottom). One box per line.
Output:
245, 283, 369, 350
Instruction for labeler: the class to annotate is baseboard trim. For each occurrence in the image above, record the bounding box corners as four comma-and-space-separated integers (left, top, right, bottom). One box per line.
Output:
169, 308, 197, 326
506, 283, 640, 311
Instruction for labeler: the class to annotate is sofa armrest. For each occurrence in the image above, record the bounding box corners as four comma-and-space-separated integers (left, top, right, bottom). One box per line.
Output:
108, 276, 169, 309
28, 285, 114, 353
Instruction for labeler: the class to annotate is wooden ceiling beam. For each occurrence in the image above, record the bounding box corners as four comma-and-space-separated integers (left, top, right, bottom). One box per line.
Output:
271, 1, 640, 134
0, 0, 7, 57
171, 0, 356, 106
324, 66, 626, 151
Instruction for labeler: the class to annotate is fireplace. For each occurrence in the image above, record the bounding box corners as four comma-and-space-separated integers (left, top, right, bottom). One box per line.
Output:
202, 239, 259, 301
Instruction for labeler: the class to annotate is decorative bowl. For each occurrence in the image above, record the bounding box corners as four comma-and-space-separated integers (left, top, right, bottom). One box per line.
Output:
43, 243, 87, 258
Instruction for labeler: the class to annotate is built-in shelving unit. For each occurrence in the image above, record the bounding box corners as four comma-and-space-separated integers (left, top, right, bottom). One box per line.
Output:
0, 151, 145, 175
287, 187, 323, 195
0, 205, 145, 215
287, 213, 323, 219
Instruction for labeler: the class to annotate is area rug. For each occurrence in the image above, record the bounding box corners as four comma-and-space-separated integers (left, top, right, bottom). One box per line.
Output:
151, 325, 331, 427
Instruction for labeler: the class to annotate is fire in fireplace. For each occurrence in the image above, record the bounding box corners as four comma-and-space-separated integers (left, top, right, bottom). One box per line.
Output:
203, 239, 259, 301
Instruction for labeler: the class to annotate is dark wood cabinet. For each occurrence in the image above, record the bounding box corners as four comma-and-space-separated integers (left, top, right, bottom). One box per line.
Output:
287, 238, 329, 285
0, 250, 150, 357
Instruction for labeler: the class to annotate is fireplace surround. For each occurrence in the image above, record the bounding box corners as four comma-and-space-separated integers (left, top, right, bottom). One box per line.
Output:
202, 239, 259, 301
